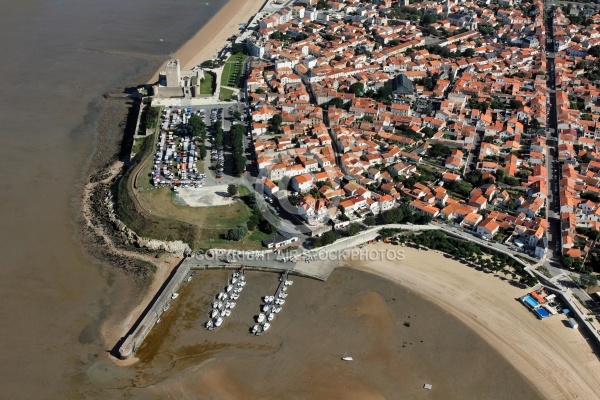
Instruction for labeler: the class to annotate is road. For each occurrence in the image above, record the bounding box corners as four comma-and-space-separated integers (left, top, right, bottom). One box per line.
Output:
543, 1, 564, 271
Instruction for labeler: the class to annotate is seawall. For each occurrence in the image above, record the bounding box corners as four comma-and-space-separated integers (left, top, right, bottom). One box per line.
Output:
117, 260, 190, 359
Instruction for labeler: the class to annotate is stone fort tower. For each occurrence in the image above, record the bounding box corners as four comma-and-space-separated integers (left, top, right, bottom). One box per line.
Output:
165, 59, 181, 87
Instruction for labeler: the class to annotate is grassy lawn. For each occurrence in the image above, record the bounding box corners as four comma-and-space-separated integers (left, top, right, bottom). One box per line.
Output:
200, 72, 214, 95
137, 188, 249, 230
219, 87, 234, 101
220, 53, 247, 88
131, 137, 148, 156
134, 186, 271, 250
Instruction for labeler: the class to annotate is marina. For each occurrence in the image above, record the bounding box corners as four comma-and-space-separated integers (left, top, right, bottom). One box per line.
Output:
205, 268, 246, 330
252, 270, 293, 336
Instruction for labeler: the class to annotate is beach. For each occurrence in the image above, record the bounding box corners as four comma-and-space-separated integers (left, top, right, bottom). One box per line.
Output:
100, 267, 545, 399
151, 0, 266, 81
351, 244, 600, 400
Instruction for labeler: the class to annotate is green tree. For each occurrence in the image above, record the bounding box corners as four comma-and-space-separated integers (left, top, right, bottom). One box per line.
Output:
428, 143, 451, 158
225, 225, 248, 241
579, 274, 598, 289
349, 82, 365, 96
227, 184, 238, 197
364, 216, 376, 226
329, 97, 344, 108
233, 110, 242, 120
346, 223, 361, 236
199, 144, 207, 160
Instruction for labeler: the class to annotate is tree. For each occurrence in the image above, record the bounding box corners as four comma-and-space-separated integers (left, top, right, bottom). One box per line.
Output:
579, 274, 598, 289
462, 48, 475, 57
364, 216, 376, 226
349, 82, 365, 96
346, 223, 361, 236
588, 45, 600, 58
231, 43, 244, 54
428, 143, 451, 158
422, 13, 437, 25
329, 97, 344, 108
225, 225, 248, 241
227, 184, 238, 197
199, 144, 207, 160
233, 110, 242, 120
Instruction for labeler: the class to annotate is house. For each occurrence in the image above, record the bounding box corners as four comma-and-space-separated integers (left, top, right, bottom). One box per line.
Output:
476, 217, 500, 238
517, 197, 545, 218
263, 178, 279, 198
290, 173, 314, 193
445, 149, 464, 170
409, 199, 439, 218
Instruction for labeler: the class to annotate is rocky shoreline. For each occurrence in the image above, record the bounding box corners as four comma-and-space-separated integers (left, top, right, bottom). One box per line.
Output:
75, 95, 189, 284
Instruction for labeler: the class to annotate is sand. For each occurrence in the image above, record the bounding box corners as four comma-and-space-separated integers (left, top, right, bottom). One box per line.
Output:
351, 244, 600, 400
117, 268, 544, 399
151, 0, 265, 82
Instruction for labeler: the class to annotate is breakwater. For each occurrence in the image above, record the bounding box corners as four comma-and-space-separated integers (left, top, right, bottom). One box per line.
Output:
117, 260, 191, 359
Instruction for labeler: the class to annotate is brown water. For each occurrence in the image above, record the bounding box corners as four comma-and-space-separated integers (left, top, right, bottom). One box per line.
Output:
0, 0, 226, 398
0, 1, 545, 399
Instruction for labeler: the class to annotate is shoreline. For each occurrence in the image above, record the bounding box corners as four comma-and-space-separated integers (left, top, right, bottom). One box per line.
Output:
349, 243, 600, 400
150, 0, 266, 82
98, 0, 267, 358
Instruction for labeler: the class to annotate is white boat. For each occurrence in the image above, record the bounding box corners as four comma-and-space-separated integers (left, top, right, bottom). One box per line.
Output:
257, 313, 265, 323
221, 309, 227, 317
275, 299, 285, 305
228, 302, 236, 308
285, 280, 293, 286
217, 301, 223, 308
267, 313, 275, 321
239, 280, 246, 287
211, 309, 219, 318
273, 305, 282, 313
212, 301, 219, 308
164, 303, 170, 311
252, 325, 259, 334
217, 292, 224, 300
262, 322, 271, 331
231, 277, 237, 284
155, 318, 161, 325
282, 286, 287, 292
206, 320, 213, 329
187, 276, 192, 282
214, 317, 223, 327
279, 292, 287, 299
224, 309, 231, 317
171, 292, 179, 299
233, 272, 239, 278
231, 293, 239, 300
342, 351, 353, 361
226, 285, 233, 292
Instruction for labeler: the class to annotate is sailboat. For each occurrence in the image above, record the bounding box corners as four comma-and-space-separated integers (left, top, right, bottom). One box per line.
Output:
342, 351, 353, 361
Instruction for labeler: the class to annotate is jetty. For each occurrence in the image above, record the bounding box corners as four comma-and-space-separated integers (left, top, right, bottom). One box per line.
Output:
205, 268, 246, 330
252, 271, 292, 335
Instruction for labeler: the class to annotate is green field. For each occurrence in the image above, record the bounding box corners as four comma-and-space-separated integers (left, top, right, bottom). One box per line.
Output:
220, 53, 247, 88
200, 72, 214, 95
219, 87, 234, 101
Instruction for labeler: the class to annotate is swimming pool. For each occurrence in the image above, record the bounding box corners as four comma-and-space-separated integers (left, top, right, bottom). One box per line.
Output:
534, 307, 550, 319
522, 295, 539, 309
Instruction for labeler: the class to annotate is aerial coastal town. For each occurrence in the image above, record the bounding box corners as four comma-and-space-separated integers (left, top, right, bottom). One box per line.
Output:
140, 0, 600, 274
235, 0, 600, 267
107, 0, 600, 392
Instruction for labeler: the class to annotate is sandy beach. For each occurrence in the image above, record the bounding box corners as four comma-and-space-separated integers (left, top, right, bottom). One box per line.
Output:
105, 267, 546, 399
352, 243, 600, 400
150, 0, 265, 82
